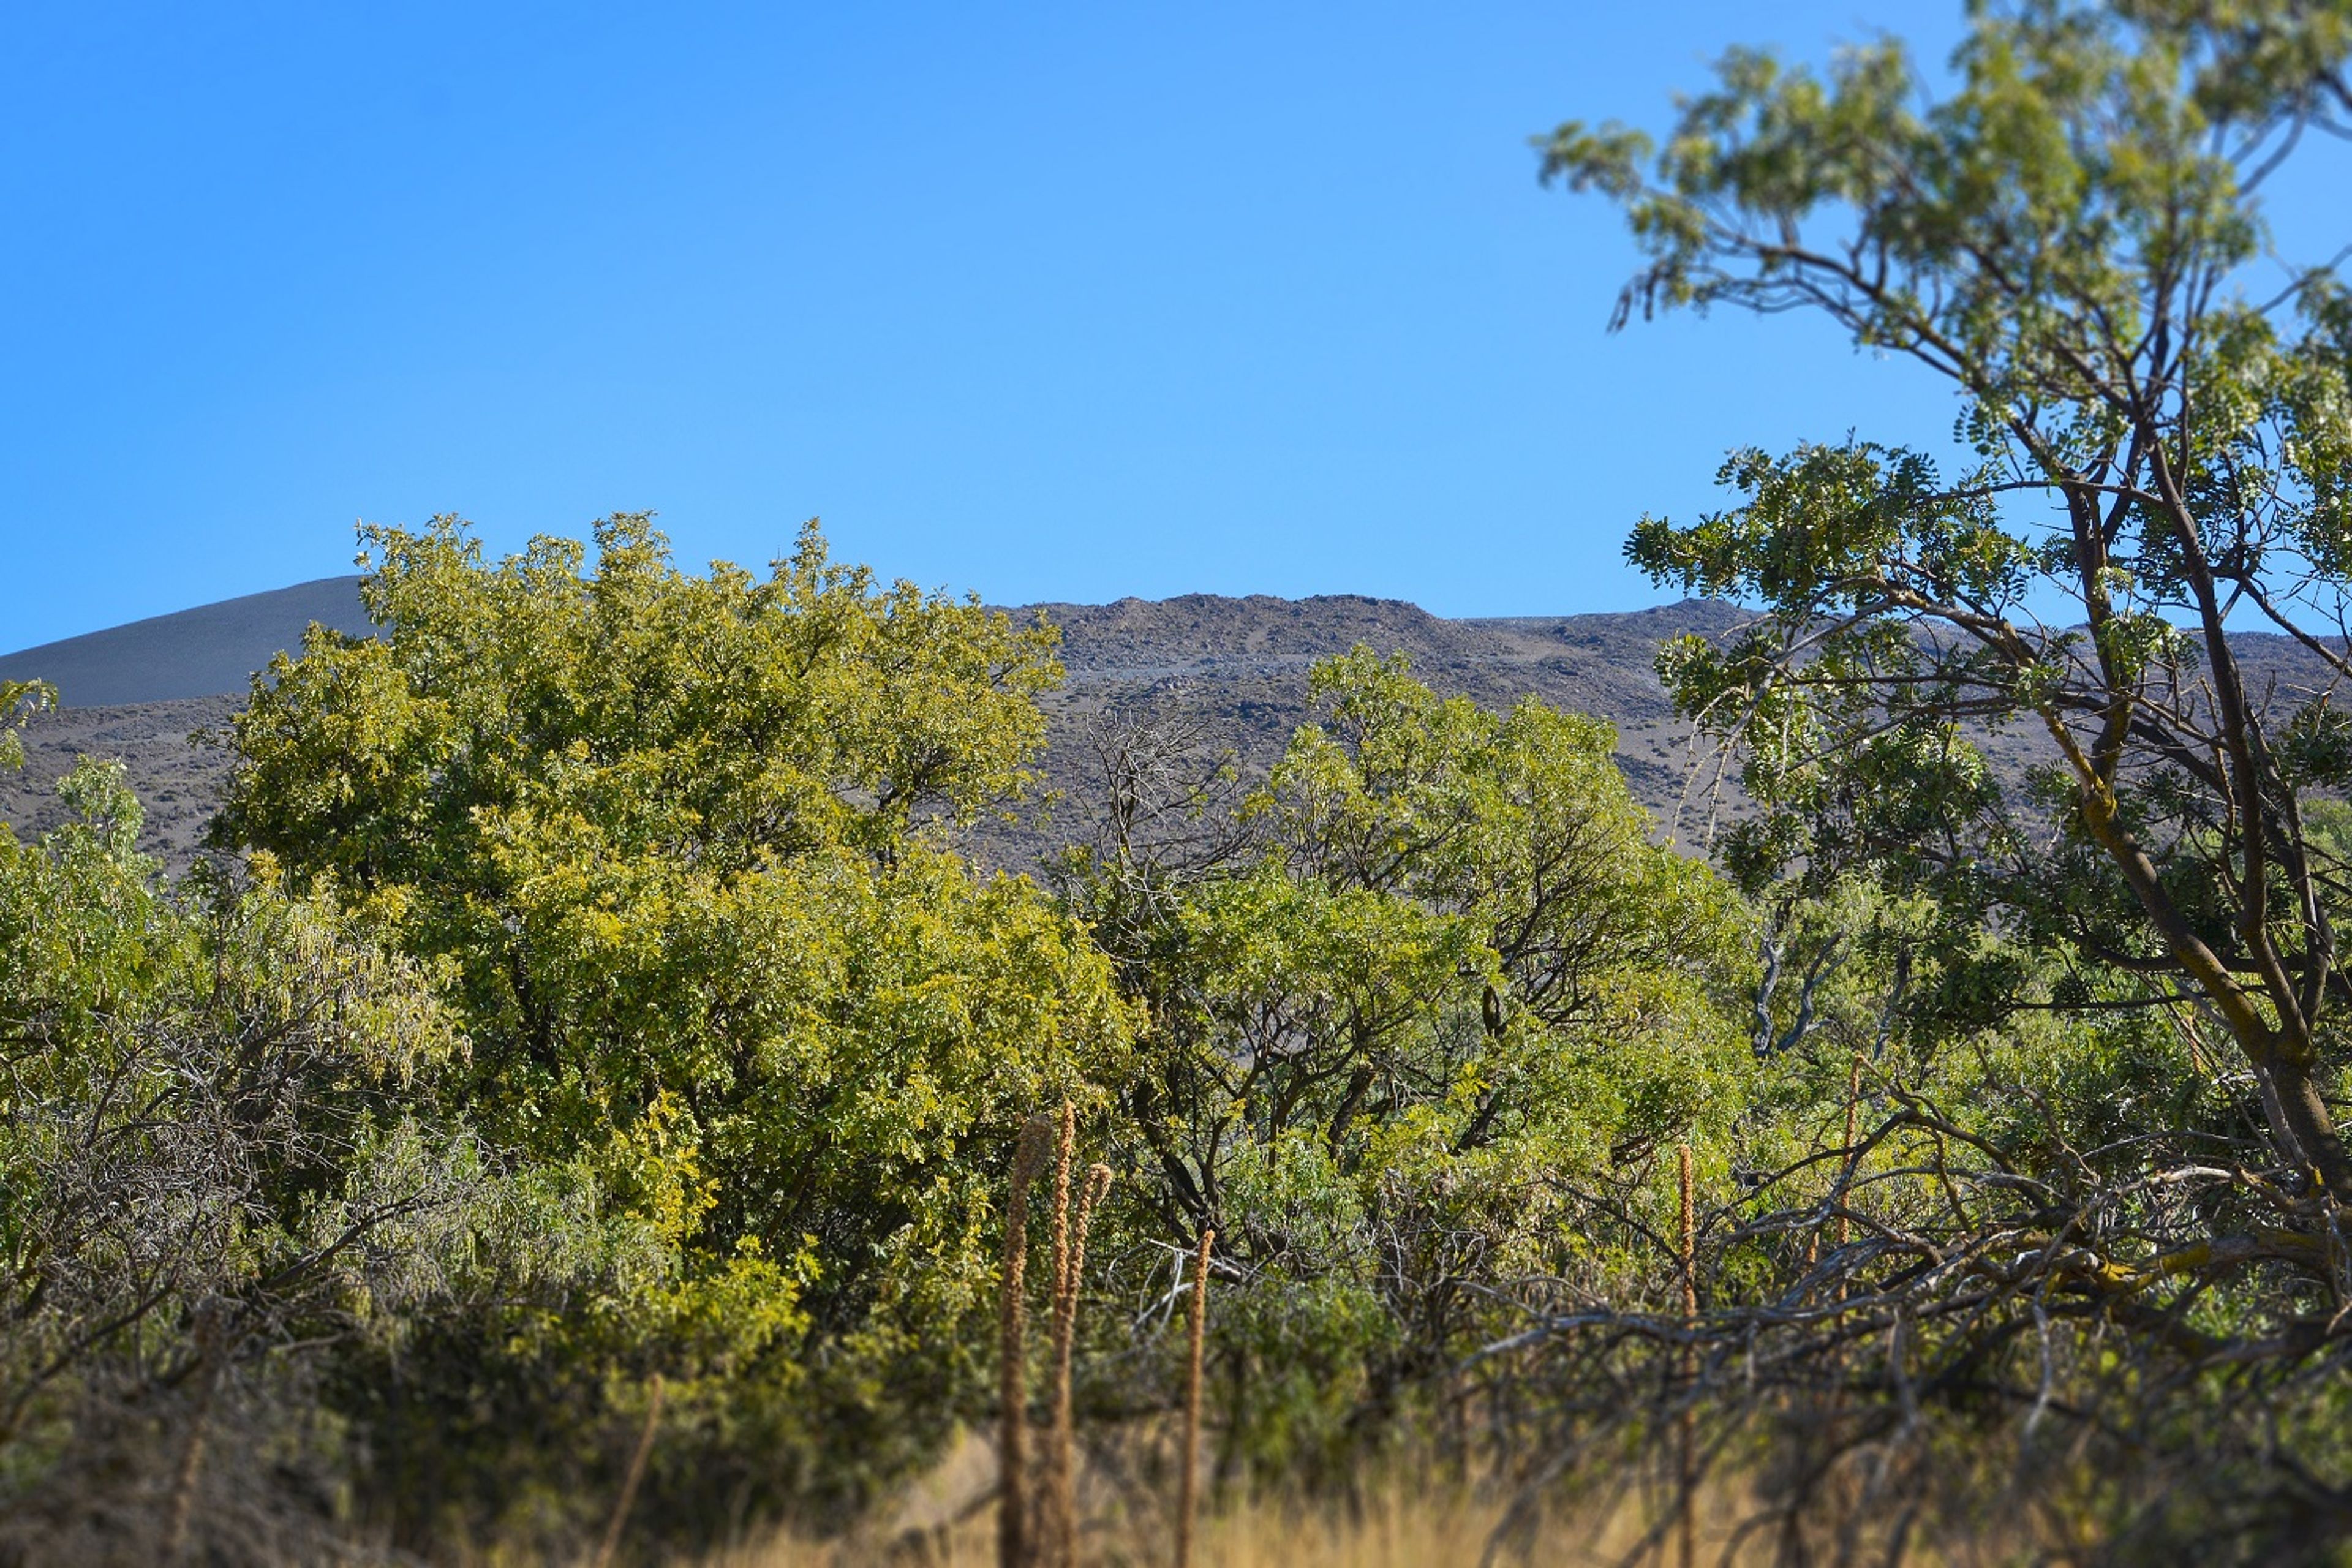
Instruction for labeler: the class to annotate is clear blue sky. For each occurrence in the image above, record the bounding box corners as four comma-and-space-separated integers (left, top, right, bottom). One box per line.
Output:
4, 2, 2331, 650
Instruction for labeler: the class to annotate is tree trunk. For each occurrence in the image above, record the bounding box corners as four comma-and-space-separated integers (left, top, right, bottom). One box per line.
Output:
2254, 1049, 2352, 1201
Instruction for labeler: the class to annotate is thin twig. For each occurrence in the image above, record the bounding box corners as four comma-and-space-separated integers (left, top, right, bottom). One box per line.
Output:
590, 1373, 664, 1568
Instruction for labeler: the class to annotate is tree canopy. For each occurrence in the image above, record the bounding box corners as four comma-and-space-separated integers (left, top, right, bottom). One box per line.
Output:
1547, 0, 2352, 1196
213, 514, 1134, 1532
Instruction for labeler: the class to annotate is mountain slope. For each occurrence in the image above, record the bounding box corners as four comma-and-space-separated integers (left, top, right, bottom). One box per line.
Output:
0, 578, 369, 707
0, 585, 1742, 866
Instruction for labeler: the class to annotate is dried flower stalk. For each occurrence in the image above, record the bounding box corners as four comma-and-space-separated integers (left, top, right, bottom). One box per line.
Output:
1174, 1228, 1215, 1568
1044, 1161, 1112, 1567
1678, 1143, 1697, 1568
592, 1373, 665, 1568
1000, 1115, 1052, 1568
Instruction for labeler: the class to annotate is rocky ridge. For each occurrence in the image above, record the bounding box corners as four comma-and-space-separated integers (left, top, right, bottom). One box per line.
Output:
0, 583, 1744, 870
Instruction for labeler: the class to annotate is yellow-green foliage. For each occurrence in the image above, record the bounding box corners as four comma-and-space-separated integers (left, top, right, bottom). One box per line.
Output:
0, 680, 47, 791
0, 758, 491, 1559
1066, 647, 1755, 1477
213, 514, 1135, 1537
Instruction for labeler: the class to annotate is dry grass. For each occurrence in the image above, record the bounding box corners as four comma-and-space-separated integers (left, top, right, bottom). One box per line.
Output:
685, 1461, 1913, 1568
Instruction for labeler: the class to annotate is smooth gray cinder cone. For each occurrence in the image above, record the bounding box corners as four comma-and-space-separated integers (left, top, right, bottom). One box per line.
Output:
1174, 1229, 1215, 1568
1000, 1115, 1052, 1568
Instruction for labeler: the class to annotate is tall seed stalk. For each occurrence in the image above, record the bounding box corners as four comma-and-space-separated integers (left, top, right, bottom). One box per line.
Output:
1046, 1160, 1112, 1568
590, 1373, 665, 1568
1000, 1115, 1052, 1568
162, 1302, 224, 1567
1036, 1104, 1077, 1566
1174, 1229, 1214, 1568
1677, 1143, 1697, 1568
999, 1102, 1111, 1568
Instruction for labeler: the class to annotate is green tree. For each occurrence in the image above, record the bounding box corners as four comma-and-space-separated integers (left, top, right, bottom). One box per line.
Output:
0, 680, 45, 781
214, 513, 1134, 1532
1546, 0, 2352, 1194
0, 758, 486, 1561
1063, 652, 1748, 1476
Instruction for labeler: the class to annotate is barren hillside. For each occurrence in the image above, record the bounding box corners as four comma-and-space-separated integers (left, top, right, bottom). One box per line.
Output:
0, 584, 1747, 869
11, 581, 2346, 877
